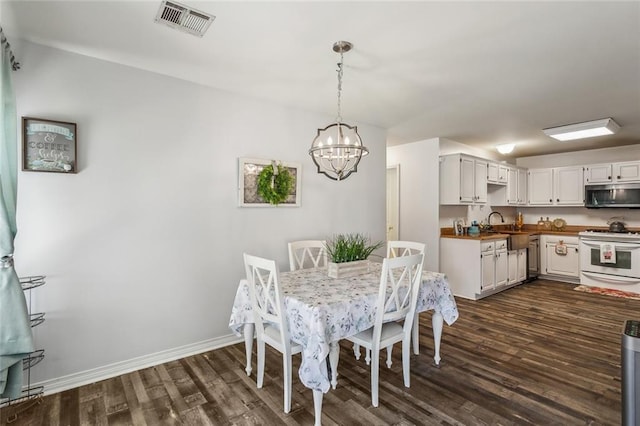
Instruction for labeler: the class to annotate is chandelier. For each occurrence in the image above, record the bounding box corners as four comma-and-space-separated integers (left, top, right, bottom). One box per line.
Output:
309, 41, 368, 181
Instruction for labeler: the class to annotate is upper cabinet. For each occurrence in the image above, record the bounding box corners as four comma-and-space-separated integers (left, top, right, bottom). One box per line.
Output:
440, 154, 487, 205
527, 168, 553, 205
613, 161, 640, 182
554, 166, 584, 205
528, 166, 584, 206
584, 161, 640, 184
584, 163, 612, 184
487, 162, 508, 185
506, 167, 527, 205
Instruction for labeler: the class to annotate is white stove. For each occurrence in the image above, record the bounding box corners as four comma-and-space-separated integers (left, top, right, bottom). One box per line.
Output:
579, 229, 640, 293
579, 230, 640, 242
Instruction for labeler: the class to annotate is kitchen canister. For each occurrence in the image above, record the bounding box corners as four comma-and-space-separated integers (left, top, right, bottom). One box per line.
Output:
468, 221, 480, 236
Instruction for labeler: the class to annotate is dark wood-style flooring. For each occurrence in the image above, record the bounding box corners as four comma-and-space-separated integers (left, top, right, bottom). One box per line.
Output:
2, 279, 638, 425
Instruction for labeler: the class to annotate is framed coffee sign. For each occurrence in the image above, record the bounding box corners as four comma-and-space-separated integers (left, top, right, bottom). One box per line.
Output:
22, 117, 77, 173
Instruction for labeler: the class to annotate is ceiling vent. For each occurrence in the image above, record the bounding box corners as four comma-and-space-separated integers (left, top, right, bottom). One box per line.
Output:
154, 1, 214, 37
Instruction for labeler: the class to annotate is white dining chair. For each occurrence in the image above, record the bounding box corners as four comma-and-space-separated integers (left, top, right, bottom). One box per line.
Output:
243, 253, 302, 413
288, 240, 327, 271
345, 253, 424, 407
387, 240, 426, 259
388, 241, 426, 356
354, 241, 426, 364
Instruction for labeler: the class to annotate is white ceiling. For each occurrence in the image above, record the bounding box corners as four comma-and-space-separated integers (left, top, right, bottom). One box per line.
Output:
2, 1, 640, 159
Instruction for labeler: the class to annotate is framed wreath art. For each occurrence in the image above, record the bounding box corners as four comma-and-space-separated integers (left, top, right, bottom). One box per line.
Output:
238, 158, 301, 207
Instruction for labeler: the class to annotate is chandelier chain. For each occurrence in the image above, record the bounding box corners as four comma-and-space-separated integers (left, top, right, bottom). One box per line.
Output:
336, 51, 343, 124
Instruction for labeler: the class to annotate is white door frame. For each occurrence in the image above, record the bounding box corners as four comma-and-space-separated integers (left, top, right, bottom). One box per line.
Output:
386, 164, 400, 241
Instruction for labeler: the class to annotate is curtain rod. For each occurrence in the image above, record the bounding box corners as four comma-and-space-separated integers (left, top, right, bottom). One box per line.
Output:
0, 26, 20, 71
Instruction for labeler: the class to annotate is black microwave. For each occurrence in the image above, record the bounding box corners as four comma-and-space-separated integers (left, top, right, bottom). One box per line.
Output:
585, 183, 640, 208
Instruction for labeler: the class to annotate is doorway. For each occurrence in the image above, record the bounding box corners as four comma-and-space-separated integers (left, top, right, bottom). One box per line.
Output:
387, 165, 400, 241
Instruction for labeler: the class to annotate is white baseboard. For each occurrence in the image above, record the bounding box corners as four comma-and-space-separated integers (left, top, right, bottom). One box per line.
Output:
35, 334, 243, 396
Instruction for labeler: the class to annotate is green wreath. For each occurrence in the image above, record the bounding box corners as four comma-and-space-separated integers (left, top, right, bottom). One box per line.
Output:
257, 164, 293, 205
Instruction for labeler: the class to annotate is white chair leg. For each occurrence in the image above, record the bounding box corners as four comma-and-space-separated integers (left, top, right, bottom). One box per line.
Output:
412, 313, 420, 355
353, 343, 361, 360
256, 339, 265, 389
386, 345, 393, 368
371, 352, 380, 407
402, 337, 411, 387
283, 352, 292, 413
313, 390, 323, 426
365, 348, 371, 366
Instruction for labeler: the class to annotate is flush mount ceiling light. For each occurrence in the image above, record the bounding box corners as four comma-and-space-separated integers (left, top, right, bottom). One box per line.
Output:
543, 118, 620, 141
496, 143, 515, 154
309, 41, 368, 181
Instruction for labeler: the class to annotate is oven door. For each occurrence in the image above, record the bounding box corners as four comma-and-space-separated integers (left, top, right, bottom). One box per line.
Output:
579, 239, 640, 278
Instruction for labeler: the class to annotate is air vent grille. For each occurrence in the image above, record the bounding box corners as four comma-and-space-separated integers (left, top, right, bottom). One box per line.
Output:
155, 1, 214, 37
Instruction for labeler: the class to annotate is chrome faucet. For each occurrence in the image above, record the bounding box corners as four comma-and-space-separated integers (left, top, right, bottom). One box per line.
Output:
488, 211, 505, 226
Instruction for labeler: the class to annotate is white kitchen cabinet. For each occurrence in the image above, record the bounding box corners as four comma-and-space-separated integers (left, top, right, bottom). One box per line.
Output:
554, 166, 584, 205
487, 163, 509, 185
528, 168, 553, 205
528, 166, 583, 206
481, 242, 495, 292
441, 237, 514, 300
495, 242, 508, 287
487, 162, 499, 184
518, 168, 527, 205
474, 159, 488, 203
481, 240, 508, 291
540, 235, 580, 280
507, 167, 527, 205
508, 250, 517, 284
440, 154, 487, 204
517, 249, 527, 282
584, 163, 612, 184
499, 165, 509, 184
613, 161, 640, 182
507, 249, 527, 285
584, 161, 640, 184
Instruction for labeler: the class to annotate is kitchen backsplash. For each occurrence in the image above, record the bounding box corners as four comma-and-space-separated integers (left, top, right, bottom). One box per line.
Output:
439, 204, 640, 229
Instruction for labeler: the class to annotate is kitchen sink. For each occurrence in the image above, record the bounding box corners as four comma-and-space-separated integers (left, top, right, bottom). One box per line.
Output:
484, 229, 529, 250
506, 233, 529, 250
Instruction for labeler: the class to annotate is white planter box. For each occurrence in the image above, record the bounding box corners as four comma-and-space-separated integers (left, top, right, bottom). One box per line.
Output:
327, 260, 371, 278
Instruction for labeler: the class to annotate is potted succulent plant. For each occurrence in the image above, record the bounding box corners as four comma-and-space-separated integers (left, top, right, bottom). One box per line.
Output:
324, 233, 383, 278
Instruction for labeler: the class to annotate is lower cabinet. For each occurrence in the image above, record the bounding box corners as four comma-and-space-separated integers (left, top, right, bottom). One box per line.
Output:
481, 240, 508, 292
540, 235, 580, 280
508, 249, 528, 285
441, 237, 525, 300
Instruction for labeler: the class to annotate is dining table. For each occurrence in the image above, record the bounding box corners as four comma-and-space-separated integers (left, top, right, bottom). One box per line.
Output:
228, 262, 458, 425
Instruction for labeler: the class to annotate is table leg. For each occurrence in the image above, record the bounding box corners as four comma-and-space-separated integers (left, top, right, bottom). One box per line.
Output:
329, 342, 340, 389
313, 390, 323, 426
412, 313, 420, 355
432, 311, 443, 366
243, 323, 254, 376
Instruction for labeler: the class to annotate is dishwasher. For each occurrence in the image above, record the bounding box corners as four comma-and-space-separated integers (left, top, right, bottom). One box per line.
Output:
527, 235, 539, 281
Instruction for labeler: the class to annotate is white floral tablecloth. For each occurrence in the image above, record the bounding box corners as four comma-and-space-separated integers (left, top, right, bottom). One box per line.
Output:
228, 263, 458, 392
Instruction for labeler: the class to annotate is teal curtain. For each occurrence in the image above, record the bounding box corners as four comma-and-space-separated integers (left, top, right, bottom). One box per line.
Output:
0, 28, 34, 400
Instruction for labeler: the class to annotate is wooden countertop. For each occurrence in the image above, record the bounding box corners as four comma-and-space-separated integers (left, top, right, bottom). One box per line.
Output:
440, 233, 512, 241
442, 223, 640, 239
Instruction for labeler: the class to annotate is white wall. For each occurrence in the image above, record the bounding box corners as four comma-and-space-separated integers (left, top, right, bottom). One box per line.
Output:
438, 138, 514, 164
387, 138, 440, 272
12, 41, 386, 391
